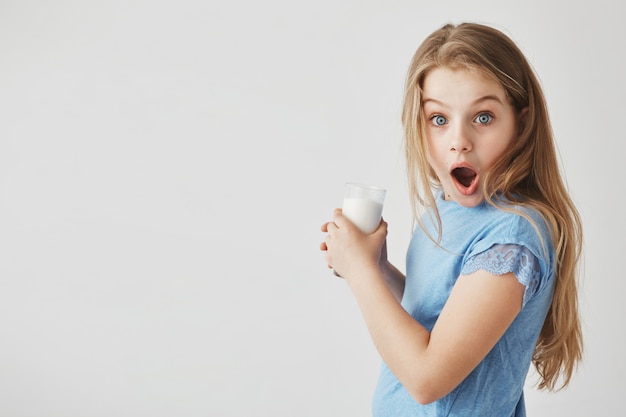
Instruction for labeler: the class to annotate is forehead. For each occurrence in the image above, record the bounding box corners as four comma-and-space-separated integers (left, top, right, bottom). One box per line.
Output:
421, 66, 507, 105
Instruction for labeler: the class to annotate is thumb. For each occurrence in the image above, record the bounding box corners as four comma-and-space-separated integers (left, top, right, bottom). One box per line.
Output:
373, 218, 388, 238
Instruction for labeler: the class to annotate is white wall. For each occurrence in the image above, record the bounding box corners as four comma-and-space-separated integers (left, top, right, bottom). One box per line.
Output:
0, 1, 623, 416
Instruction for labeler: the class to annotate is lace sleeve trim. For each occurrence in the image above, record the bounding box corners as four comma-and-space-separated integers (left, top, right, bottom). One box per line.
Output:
461, 244, 541, 306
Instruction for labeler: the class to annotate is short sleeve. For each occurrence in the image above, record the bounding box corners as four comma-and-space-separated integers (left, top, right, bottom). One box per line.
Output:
461, 244, 541, 307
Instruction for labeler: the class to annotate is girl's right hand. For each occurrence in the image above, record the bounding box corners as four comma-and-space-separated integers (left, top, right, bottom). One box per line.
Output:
320, 208, 388, 281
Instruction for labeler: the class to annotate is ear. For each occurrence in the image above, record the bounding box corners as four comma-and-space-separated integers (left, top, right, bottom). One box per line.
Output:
517, 106, 529, 135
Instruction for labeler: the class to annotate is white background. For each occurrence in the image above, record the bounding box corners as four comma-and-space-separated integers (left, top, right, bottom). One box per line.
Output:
0, 1, 623, 416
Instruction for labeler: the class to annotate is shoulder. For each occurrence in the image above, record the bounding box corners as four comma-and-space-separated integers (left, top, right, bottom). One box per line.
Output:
477, 203, 551, 251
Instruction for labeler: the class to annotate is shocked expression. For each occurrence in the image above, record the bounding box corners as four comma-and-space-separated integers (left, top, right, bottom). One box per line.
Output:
422, 67, 521, 207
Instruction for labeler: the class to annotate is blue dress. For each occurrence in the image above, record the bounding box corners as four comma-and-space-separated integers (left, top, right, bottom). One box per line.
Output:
372, 194, 555, 416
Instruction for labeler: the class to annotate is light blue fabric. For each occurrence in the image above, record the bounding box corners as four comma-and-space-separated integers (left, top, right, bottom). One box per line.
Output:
372, 194, 555, 417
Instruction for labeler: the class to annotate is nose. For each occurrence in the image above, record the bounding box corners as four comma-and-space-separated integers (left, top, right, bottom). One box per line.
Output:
449, 124, 472, 153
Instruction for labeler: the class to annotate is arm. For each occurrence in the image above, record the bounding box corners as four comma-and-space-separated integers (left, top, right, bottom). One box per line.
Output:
322, 209, 524, 404
349, 266, 524, 404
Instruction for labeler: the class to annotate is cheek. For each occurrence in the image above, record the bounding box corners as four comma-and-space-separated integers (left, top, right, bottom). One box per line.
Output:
426, 143, 446, 168
487, 137, 515, 165
425, 154, 446, 182
425, 137, 448, 180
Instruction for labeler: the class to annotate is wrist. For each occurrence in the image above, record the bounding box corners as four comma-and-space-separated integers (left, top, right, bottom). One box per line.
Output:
344, 260, 383, 285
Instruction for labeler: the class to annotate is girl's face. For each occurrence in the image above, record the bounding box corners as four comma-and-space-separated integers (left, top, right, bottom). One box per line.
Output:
422, 66, 520, 207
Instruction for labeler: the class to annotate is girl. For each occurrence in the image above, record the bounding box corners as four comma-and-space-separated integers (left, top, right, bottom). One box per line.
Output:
320, 22, 583, 416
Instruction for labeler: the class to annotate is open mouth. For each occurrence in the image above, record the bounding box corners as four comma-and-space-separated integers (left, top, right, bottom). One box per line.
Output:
451, 165, 479, 195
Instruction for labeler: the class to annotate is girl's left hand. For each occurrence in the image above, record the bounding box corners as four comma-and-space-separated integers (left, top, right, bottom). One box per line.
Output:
320, 208, 388, 280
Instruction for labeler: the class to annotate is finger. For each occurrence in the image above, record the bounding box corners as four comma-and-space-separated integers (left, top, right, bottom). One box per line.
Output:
324, 251, 333, 269
326, 222, 338, 233
322, 233, 333, 250
332, 208, 352, 229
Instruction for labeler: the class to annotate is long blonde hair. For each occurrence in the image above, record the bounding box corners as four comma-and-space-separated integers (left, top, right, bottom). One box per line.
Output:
402, 22, 583, 390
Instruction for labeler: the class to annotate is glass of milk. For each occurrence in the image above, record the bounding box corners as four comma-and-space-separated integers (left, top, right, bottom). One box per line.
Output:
332, 183, 386, 277
342, 183, 386, 234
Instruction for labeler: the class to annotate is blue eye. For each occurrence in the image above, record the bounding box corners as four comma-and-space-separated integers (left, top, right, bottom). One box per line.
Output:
475, 113, 493, 124
432, 115, 447, 126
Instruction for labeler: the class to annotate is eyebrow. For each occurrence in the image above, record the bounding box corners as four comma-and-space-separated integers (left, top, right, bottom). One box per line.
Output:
422, 95, 504, 107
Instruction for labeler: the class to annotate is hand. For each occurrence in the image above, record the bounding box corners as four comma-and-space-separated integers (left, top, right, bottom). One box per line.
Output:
320, 208, 388, 280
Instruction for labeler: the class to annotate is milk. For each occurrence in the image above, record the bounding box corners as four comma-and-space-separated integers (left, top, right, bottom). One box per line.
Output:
342, 197, 384, 234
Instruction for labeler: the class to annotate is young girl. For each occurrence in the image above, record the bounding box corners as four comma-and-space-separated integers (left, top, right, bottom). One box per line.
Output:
320, 22, 583, 416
